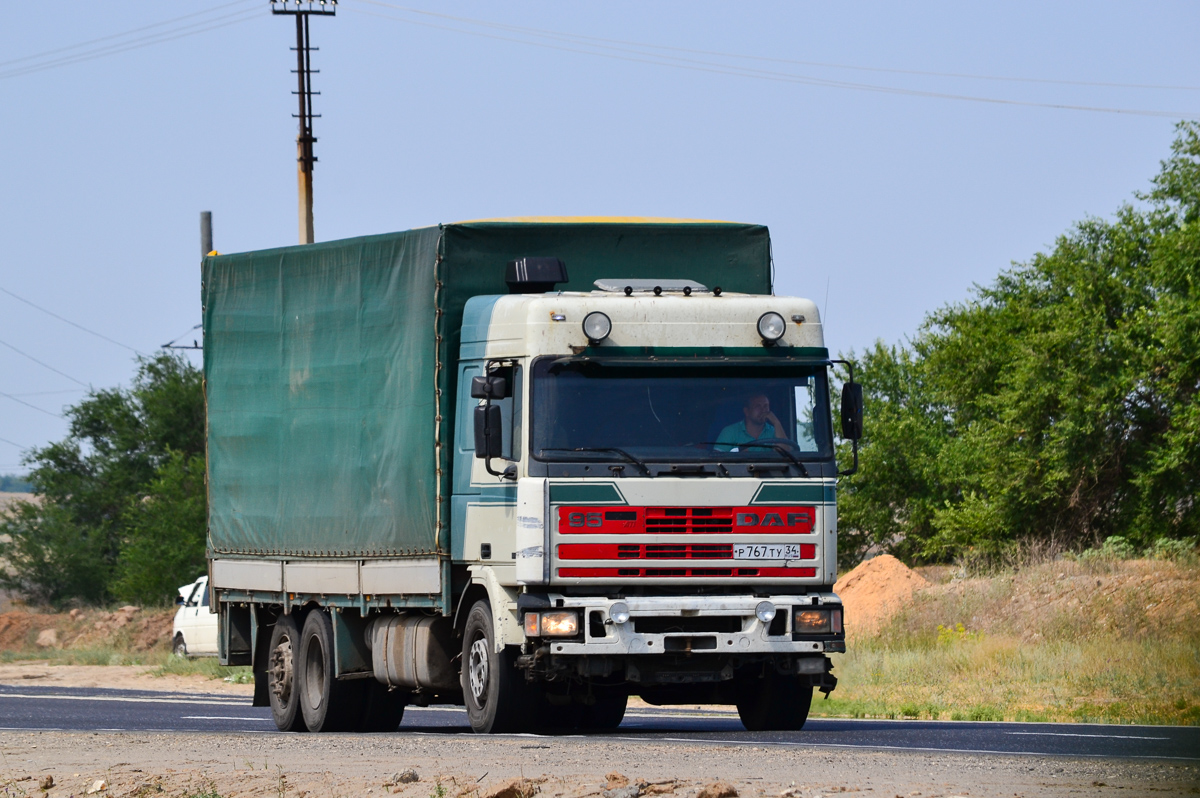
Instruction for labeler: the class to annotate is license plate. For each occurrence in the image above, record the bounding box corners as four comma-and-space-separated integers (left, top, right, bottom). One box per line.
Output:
733, 543, 801, 560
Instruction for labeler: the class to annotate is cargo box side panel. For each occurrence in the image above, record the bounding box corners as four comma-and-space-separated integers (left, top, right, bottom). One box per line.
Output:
203, 228, 443, 560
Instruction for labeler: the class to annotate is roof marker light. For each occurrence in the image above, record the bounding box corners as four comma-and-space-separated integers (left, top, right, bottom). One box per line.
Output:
757, 312, 786, 344
582, 311, 612, 345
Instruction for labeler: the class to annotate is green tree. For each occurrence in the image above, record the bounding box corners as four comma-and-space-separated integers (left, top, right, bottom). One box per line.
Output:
838, 122, 1200, 564
0, 353, 206, 606
111, 450, 208, 605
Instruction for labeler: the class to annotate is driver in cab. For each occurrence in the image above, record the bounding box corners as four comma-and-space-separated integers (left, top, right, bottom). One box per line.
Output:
714, 394, 785, 452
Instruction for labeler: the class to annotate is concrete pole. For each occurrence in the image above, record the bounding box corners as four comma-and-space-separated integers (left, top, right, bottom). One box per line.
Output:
200, 211, 213, 256
296, 12, 315, 245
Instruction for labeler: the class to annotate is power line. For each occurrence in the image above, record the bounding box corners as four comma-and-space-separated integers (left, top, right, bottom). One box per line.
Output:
0, 339, 90, 388
0, 391, 63, 419
349, 2, 1197, 119
0, 437, 29, 450
361, 2, 1200, 93
0, 0, 253, 69
0, 6, 263, 81
3, 389, 86, 398
162, 324, 203, 351
0, 286, 144, 355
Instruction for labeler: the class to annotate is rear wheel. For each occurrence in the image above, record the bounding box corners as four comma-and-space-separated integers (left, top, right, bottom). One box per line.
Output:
461, 600, 530, 734
358, 681, 409, 732
735, 670, 812, 731
267, 613, 306, 731
298, 610, 361, 732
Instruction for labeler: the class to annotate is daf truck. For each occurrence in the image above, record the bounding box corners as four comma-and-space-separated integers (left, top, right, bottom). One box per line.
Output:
203, 218, 861, 734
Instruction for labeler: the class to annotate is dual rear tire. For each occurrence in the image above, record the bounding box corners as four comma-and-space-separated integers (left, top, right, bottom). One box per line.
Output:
267, 610, 408, 733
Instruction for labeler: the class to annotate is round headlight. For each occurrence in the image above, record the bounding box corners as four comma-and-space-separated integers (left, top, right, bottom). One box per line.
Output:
609, 601, 631, 625
757, 312, 786, 343
582, 311, 612, 344
755, 601, 777, 624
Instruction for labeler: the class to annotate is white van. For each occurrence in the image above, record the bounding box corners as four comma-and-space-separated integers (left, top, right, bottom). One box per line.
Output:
172, 576, 218, 657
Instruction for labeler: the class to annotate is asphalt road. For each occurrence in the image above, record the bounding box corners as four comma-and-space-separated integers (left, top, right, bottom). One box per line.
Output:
1, 683, 1196, 762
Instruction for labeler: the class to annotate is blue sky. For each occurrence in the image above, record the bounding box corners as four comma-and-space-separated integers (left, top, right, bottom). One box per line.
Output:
1, 1, 1197, 473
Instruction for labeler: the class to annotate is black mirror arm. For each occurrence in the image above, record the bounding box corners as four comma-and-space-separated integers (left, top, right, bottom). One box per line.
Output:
830, 359, 860, 477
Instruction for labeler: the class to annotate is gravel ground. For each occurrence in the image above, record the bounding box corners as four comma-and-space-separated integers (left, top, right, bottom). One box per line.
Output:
1, 730, 1197, 798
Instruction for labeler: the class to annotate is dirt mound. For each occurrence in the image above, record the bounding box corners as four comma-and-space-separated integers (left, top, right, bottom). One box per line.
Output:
0, 606, 174, 653
834, 554, 929, 637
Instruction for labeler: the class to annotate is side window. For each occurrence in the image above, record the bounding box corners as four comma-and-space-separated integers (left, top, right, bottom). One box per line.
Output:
488, 364, 523, 461
200, 584, 210, 609
793, 379, 817, 451
459, 363, 483, 454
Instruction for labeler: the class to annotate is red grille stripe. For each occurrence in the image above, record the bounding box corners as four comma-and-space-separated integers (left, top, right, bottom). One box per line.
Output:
558, 567, 818, 578
558, 506, 816, 535
558, 543, 816, 560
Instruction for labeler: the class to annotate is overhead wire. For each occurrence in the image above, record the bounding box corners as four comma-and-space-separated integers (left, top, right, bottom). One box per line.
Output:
359, 1, 1200, 93
349, 1, 1197, 119
0, 4, 263, 81
163, 324, 203, 350
0, 0, 253, 69
0, 286, 144, 355
0, 391, 63, 419
0, 339, 90, 388
0, 437, 29, 451
5, 389, 87, 398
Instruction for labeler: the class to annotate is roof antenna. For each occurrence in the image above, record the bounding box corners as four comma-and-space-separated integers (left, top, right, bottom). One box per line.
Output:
823, 276, 831, 325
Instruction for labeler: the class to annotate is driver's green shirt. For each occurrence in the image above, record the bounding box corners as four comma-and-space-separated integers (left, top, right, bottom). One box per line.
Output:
714, 420, 776, 452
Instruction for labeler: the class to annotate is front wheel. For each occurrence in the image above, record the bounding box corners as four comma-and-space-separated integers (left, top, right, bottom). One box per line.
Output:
578, 693, 627, 731
735, 670, 812, 731
461, 600, 530, 734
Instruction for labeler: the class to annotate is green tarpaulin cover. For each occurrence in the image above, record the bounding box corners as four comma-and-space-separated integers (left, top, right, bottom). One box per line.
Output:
203, 220, 772, 561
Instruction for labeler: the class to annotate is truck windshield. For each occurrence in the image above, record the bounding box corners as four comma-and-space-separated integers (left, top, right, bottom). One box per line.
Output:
530, 359, 833, 463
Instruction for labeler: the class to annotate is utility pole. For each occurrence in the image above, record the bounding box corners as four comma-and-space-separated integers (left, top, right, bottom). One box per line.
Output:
271, 0, 336, 245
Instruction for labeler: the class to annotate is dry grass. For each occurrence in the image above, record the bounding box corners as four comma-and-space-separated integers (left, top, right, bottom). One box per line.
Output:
814, 556, 1200, 724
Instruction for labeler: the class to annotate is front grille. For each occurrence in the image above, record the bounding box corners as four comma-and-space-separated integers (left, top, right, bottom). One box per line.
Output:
645, 507, 734, 534
622, 544, 732, 559
558, 566, 817, 578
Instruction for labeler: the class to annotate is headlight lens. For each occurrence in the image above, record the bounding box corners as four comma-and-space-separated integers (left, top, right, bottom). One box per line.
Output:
794, 608, 831, 633
540, 610, 579, 637
755, 601, 776, 624
582, 311, 612, 344
757, 312, 786, 342
609, 602, 631, 625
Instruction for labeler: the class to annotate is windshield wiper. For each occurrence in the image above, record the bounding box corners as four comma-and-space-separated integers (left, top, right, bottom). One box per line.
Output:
694, 441, 810, 477
538, 447, 651, 476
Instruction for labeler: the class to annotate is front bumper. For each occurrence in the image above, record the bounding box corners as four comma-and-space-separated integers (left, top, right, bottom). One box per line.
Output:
522, 592, 845, 656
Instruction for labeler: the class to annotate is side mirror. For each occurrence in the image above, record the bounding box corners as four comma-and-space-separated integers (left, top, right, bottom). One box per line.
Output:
471, 375, 508, 400
175, 595, 185, 606
840, 382, 863, 441
474, 404, 503, 460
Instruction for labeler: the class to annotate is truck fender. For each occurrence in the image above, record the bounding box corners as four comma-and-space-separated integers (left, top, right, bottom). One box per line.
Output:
466, 565, 522, 653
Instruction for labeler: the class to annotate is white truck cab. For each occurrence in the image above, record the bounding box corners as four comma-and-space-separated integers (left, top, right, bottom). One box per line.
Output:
452, 277, 855, 732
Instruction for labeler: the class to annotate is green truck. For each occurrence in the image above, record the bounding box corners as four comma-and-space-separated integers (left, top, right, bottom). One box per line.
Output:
203, 218, 860, 734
